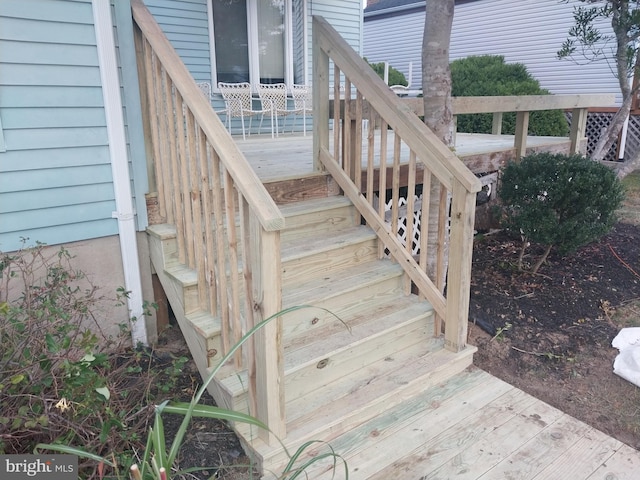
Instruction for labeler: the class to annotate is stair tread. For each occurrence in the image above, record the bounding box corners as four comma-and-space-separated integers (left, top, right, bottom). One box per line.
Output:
248, 343, 477, 471
282, 259, 403, 306
281, 225, 376, 262
279, 195, 353, 217
285, 295, 433, 368
218, 294, 434, 391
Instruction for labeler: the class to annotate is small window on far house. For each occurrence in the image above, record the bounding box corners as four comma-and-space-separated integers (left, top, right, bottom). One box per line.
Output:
211, 0, 303, 88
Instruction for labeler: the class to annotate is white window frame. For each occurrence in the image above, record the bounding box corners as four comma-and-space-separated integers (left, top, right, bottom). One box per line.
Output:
208, 0, 296, 92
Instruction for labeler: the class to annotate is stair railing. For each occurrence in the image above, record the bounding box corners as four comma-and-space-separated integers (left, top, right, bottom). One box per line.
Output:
313, 16, 482, 353
132, 0, 285, 443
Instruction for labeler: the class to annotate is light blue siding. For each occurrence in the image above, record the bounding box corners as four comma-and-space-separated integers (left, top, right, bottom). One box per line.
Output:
0, 0, 117, 252
143, 0, 211, 82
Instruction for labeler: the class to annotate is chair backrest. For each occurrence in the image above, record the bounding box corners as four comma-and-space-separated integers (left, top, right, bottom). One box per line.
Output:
291, 84, 312, 111
196, 82, 212, 100
218, 82, 252, 115
257, 83, 288, 112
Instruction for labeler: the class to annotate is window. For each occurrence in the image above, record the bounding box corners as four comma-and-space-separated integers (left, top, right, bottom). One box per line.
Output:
210, 0, 304, 87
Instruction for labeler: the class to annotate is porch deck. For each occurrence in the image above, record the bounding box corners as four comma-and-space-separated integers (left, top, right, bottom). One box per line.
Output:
236, 131, 572, 182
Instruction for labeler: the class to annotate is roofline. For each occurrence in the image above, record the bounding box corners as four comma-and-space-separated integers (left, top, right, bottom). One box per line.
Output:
364, 0, 480, 20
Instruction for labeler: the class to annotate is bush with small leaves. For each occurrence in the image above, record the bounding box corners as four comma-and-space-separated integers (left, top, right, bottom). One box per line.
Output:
499, 153, 625, 273
451, 55, 569, 137
365, 58, 408, 87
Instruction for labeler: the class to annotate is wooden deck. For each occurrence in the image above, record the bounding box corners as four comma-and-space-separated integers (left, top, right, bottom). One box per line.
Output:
234, 131, 640, 479
287, 367, 640, 480
236, 131, 573, 182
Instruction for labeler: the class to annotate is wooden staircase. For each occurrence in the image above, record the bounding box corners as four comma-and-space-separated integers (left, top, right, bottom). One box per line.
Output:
148, 193, 476, 476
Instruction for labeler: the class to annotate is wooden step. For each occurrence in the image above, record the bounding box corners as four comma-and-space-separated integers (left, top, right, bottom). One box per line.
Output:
281, 259, 406, 343
279, 195, 359, 241
248, 343, 476, 475
281, 225, 378, 285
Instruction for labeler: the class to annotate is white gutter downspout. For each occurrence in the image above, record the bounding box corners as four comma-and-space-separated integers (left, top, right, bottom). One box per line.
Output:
93, 0, 148, 346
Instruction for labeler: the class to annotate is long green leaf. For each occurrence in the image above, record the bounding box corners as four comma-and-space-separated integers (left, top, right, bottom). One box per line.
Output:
163, 402, 270, 429
34, 444, 114, 466
150, 409, 168, 471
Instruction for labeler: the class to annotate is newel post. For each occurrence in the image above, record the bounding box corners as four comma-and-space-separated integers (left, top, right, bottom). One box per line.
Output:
249, 216, 285, 444
444, 180, 477, 352
313, 16, 330, 173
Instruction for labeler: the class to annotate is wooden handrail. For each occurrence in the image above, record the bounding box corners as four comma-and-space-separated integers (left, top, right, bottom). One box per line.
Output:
131, 0, 283, 232
313, 15, 479, 353
132, 0, 285, 444
313, 17, 481, 194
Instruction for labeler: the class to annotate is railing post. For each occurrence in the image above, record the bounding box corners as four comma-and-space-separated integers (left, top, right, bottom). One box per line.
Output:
570, 107, 588, 154
492, 112, 503, 135
444, 180, 476, 353
249, 217, 285, 444
514, 110, 530, 159
313, 17, 330, 173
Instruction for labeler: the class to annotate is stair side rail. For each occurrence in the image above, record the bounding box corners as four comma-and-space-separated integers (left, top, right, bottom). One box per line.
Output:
132, 0, 285, 443
313, 15, 481, 353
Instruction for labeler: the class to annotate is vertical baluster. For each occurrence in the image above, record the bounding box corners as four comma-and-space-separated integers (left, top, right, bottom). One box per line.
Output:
210, 153, 230, 354
240, 197, 257, 418
186, 110, 205, 308
366, 108, 376, 207
354, 91, 363, 189
405, 150, 417, 293
377, 119, 388, 259
199, 132, 217, 316
175, 92, 195, 268
343, 78, 352, 179
391, 132, 401, 246
223, 171, 242, 367
333, 65, 341, 164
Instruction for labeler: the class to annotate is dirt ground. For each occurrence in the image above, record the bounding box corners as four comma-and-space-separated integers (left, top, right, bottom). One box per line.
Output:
165, 171, 640, 478
470, 170, 640, 451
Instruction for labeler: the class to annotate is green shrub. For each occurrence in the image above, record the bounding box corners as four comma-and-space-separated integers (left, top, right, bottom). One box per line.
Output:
451, 55, 569, 137
499, 153, 624, 273
0, 242, 185, 476
365, 58, 408, 87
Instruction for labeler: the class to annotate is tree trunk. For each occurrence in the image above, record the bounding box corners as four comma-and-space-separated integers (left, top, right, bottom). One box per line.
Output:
590, 3, 637, 162
422, 0, 455, 290
422, 0, 455, 147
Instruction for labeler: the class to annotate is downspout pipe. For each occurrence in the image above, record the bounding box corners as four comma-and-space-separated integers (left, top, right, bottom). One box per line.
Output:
93, 0, 148, 345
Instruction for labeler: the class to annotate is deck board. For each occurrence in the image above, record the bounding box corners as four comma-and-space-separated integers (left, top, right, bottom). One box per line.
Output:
236, 131, 572, 182
296, 368, 640, 480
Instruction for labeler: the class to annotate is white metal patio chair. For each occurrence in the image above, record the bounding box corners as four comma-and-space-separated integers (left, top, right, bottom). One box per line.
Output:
217, 82, 268, 139
291, 84, 312, 136
256, 83, 290, 138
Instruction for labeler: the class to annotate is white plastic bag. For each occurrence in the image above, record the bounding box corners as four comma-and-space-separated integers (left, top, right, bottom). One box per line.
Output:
612, 327, 640, 388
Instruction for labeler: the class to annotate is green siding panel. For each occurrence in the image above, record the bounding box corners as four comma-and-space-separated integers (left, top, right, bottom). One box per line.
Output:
2, 201, 117, 232
0, 17, 97, 44
0, 183, 115, 214
0, 146, 110, 172
0, 221, 119, 252
3, 127, 109, 151
2, 107, 106, 129
0, 64, 102, 87
0, 40, 99, 66
1, 165, 114, 193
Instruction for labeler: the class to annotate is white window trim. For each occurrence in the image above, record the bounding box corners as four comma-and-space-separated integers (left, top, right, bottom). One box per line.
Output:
207, 0, 297, 92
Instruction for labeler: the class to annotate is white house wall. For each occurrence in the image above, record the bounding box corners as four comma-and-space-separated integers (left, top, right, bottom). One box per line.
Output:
364, 0, 621, 105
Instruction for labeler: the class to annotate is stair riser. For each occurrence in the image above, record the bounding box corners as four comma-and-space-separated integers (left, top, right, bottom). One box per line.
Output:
281, 205, 360, 242
282, 238, 378, 285
281, 276, 405, 345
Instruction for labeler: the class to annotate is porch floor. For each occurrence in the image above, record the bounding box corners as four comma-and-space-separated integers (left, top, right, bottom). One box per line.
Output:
236, 131, 571, 182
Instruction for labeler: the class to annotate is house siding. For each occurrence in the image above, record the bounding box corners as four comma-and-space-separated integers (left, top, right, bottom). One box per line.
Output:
0, 0, 117, 252
364, 0, 620, 104
143, 0, 211, 83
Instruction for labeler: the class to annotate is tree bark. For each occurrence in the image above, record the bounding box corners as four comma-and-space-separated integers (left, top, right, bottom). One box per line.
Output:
422, 0, 455, 289
422, 0, 455, 147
